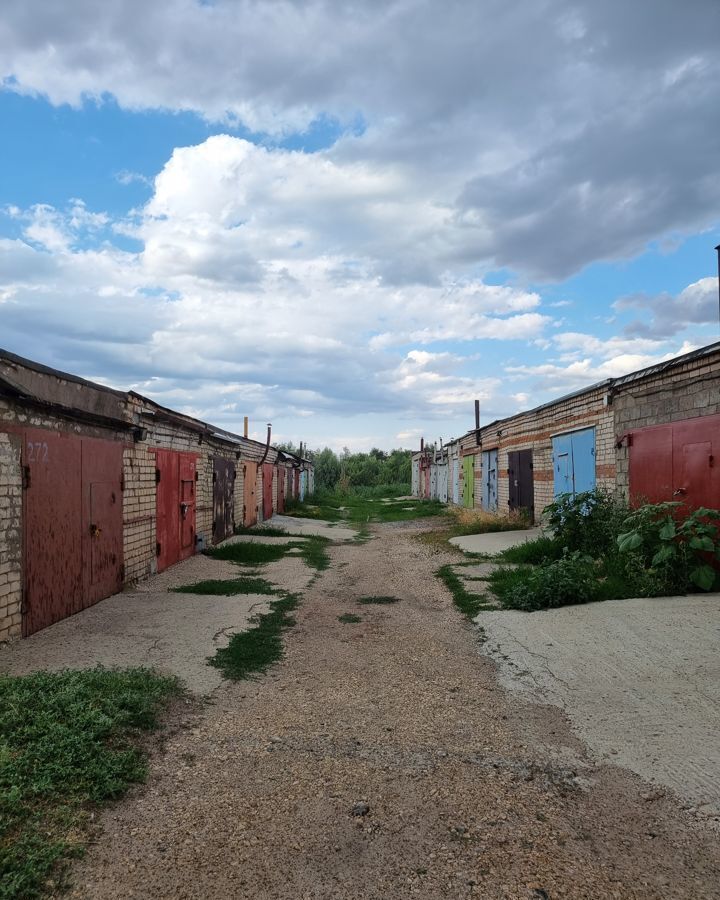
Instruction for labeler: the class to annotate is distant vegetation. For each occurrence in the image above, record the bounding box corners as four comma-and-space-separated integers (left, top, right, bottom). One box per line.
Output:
279, 443, 412, 492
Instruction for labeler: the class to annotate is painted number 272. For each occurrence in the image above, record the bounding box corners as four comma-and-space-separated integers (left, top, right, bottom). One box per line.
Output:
27, 441, 49, 463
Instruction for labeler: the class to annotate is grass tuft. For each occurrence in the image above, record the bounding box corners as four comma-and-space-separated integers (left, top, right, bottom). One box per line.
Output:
500, 535, 564, 565
338, 613, 362, 623
208, 594, 299, 679
0, 667, 179, 900
171, 576, 280, 596
357, 595, 400, 605
206, 535, 331, 572
436, 564, 496, 618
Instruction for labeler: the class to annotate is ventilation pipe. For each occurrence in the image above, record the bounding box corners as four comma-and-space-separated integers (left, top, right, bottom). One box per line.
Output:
243, 416, 249, 438
474, 399, 481, 446
258, 423, 272, 465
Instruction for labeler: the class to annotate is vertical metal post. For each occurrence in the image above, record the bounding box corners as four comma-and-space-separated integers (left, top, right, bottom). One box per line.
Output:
715, 244, 720, 334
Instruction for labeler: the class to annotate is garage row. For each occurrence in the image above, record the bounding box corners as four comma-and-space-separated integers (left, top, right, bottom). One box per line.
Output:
412, 341, 720, 520
0, 350, 314, 639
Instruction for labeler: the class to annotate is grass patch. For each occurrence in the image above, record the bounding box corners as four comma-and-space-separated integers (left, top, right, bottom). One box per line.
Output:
296, 535, 331, 571
206, 541, 290, 566
206, 535, 330, 572
436, 564, 496, 618
208, 594, 299, 679
285, 489, 449, 525
357, 595, 400, 605
171, 576, 280, 595
338, 613, 362, 623
233, 525, 289, 537
500, 535, 564, 565
0, 667, 179, 900
417, 507, 532, 554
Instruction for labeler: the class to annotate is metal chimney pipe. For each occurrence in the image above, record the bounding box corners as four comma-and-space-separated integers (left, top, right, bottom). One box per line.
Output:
474, 400, 480, 446
715, 244, 720, 334
420, 437, 424, 452
243, 416, 249, 438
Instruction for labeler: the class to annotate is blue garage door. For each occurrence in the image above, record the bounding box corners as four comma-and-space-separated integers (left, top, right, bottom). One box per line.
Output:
552, 428, 595, 497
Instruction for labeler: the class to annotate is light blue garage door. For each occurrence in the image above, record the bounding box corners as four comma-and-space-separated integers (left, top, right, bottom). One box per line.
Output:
552, 427, 596, 497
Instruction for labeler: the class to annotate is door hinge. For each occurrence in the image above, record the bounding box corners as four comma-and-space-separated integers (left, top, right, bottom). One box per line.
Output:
22, 465, 31, 490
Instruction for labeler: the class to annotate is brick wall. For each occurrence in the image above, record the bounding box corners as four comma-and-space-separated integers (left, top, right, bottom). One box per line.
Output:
0, 429, 22, 640
459, 385, 615, 518
122, 444, 157, 583
613, 349, 720, 499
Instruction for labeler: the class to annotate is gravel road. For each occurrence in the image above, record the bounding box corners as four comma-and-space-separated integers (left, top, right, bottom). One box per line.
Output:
68, 521, 720, 899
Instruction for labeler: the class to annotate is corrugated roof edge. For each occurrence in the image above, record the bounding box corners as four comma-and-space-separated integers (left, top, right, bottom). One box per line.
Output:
0, 348, 306, 462
0, 347, 127, 398
456, 340, 720, 444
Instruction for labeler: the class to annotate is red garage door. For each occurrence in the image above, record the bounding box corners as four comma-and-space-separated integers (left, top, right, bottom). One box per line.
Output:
155, 449, 197, 573
629, 413, 720, 511
22, 428, 124, 636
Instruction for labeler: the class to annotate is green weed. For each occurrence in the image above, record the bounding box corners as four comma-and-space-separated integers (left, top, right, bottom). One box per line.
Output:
208, 594, 299, 679
171, 576, 280, 596
500, 536, 564, 565
436, 565, 495, 618
0, 668, 179, 900
206, 541, 290, 566
338, 613, 362, 623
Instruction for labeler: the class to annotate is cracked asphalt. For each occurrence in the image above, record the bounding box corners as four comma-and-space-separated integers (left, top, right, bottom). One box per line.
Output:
67, 521, 720, 899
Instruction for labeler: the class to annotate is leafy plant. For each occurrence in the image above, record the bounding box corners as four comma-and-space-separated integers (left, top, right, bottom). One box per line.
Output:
495, 551, 600, 611
545, 489, 629, 556
617, 503, 720, 592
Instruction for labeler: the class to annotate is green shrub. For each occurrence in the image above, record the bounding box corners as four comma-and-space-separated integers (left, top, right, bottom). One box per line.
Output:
545, 490, 629, 556
501, 535, 564, 565
617, 503, 720, 592
495, 551, 600, 611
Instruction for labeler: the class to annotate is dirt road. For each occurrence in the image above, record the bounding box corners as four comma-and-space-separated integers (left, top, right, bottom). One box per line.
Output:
69, 522, 720, 899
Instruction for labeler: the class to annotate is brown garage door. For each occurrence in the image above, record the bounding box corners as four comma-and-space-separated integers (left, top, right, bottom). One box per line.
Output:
22, 428, 124, 636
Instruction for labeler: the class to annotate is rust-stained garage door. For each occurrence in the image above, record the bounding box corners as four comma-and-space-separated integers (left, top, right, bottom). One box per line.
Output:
243, 460, 258, 527
629, 413, 720, 511
22, 428, 124, 636
213, 457, 235, 543
155, 449, 197, 573
83, 436, 124, 607
262, 463, 274, 521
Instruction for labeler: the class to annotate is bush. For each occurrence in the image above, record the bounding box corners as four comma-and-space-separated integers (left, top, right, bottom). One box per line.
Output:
496, 551, 600, 611
502, 535, 564, 565
545, 489, 629, 556
617, 503, 720, 593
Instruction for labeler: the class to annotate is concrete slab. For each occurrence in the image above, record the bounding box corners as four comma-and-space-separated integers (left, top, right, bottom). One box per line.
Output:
449, 526, 544, 555
0, 589, 271, 694
268, 514, 357, 541
475, 594, 720, 817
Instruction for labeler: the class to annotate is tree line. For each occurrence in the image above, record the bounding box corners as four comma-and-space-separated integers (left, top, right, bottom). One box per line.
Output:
279, 444, 412, 492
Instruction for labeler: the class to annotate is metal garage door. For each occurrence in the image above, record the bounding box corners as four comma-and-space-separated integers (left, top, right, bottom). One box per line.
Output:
482, 449, 498, 512
22, 428, 124, 636
552, 428, 596, 498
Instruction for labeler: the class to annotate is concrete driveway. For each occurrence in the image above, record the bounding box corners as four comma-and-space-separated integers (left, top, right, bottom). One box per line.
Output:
0, 553, 278, 694
476, 594, 720, 819
449, 526, 544, 554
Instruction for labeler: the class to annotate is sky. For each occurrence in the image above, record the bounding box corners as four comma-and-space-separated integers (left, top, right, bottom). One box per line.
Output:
0, 0, 719, 452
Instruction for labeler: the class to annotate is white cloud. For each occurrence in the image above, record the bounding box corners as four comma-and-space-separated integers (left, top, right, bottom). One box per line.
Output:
2, 0, 719, 278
